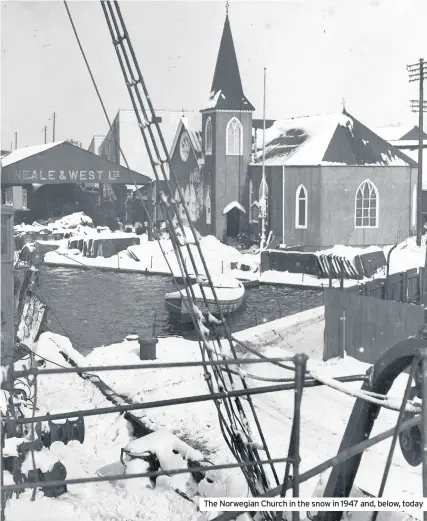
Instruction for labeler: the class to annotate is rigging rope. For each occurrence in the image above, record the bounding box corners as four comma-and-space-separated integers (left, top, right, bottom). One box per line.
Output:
94, 0, 281, 498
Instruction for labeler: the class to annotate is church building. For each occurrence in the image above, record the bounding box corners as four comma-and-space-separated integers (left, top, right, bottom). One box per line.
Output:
169, 10, 418, 250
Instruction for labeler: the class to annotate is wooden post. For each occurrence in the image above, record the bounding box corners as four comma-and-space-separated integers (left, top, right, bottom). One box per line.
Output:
424, 244, 427, 306
416, 59, 424, 247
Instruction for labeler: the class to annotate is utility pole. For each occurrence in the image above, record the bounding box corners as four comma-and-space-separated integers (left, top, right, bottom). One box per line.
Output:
42, 125, 47, 144
51, 111, 56, 142
408, 58, 426, 246
260, 67, 267, 250
14, 132, 17, 150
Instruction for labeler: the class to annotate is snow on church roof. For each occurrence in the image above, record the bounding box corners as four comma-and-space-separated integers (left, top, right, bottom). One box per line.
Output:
252, 112, 418, 168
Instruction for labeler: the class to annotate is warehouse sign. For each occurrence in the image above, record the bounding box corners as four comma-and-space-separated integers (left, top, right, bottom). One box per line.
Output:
1, 141, 151, 185
9, 169, 122, 183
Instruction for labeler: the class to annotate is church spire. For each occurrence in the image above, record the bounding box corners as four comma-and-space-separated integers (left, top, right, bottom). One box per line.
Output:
205, 5, 255, 111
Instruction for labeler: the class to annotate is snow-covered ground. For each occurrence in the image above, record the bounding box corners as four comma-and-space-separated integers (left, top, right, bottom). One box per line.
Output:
15, 212, 96, 237
4, 337, 201, 521
4, 304, 421, 521
15, 213, 427, 289
27, 308, 421, 521
42, 233, 260, 282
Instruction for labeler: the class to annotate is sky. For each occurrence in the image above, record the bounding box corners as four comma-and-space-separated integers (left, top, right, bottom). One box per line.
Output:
1, 0, 427, 151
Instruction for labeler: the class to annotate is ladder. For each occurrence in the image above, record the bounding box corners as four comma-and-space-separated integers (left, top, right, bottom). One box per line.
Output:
99, 0, 280, 505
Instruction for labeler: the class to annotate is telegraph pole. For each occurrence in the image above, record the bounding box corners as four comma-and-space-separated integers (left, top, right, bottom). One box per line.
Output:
42, 125, 47, 144
260, 67, 267, 250
51, 111, 56, 141
14, 132, 17, 150
408, 58, 426, 246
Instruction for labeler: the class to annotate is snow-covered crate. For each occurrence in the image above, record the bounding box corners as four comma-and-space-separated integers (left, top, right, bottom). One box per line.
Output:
261, 249, 320, 276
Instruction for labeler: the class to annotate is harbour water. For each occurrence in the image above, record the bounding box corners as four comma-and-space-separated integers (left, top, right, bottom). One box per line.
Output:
39, 266, 324, 355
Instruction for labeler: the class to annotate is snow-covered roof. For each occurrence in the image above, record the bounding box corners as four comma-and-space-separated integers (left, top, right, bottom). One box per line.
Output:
251, 112, 418, 168
372, 125, 411, 142
223, 201, 246, 215
388, 139, 427, 149
374, 124, 427, 143
1, 141, 65, 168
402, 148, 427, 188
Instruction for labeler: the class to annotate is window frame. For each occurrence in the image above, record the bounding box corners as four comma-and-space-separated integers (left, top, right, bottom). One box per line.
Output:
226, 117, 243, 156
354, 179, 379, 229
295, 184, 308, 230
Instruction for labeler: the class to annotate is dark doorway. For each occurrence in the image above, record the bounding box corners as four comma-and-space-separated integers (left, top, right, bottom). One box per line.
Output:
226, 207, 241, 238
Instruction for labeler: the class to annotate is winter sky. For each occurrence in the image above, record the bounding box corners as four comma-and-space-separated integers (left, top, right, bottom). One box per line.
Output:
1, 0, 427, 151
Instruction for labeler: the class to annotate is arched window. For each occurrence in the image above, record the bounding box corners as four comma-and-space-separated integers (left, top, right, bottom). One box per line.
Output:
248, 179, 258, 224
355, 179, 378, 228
295, 184, 308, 229
206, 191, 211, 225
259, 178, 269, 226
226, 117, 243, 156
412, 184, 417, 228
180, 186, 189, 220
205, 117, 212, 156
249, 179, 254, 208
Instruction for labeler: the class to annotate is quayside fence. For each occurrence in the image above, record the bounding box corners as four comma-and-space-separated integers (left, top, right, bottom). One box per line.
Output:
1, 333, 425, 521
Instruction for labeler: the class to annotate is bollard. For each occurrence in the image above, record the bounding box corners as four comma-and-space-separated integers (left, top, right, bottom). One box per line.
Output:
139, 337, 158, 361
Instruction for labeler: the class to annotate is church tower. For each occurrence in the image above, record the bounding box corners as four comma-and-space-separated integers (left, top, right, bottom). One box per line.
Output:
200, 6, 255, 241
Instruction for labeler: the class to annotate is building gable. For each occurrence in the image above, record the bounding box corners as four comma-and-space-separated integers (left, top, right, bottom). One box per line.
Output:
170, 117, 203, 169
323, 112, 418, 167
400, 126, 427, 141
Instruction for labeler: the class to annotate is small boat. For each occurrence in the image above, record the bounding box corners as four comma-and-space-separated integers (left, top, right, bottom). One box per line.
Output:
165, 275, 245, 324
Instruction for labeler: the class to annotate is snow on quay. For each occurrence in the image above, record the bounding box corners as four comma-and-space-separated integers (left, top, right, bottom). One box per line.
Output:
42, 232, 260, 282
260, 236, 427, 288
4, 336, 200, 521
20, 306, 421, 521
17, 212, 426, 288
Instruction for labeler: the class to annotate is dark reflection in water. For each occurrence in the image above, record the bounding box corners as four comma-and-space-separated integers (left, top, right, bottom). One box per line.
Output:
38, 266, 323, 355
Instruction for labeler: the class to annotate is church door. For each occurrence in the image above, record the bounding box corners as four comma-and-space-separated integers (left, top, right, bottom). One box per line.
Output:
226, 207, 240, 238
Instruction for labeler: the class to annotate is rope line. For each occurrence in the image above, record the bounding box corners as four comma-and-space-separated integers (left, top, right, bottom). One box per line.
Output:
96, 0, 280, 493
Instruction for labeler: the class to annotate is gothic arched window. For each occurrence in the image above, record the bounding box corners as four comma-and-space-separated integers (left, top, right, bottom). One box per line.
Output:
226, 117, 243, 156
259, 178, 269, 226
249, 178, 257, 224
295, 184, 308, 229
205, 117, 212, 156
355, 179, 378, 228
206, 191, 212, 225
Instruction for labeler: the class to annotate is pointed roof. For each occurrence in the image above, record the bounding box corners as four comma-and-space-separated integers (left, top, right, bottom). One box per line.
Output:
251, 111, 418, 167
203, 14, 254, 112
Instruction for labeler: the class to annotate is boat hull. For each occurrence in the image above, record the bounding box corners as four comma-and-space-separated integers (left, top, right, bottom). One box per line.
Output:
165, 286, 245, 325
